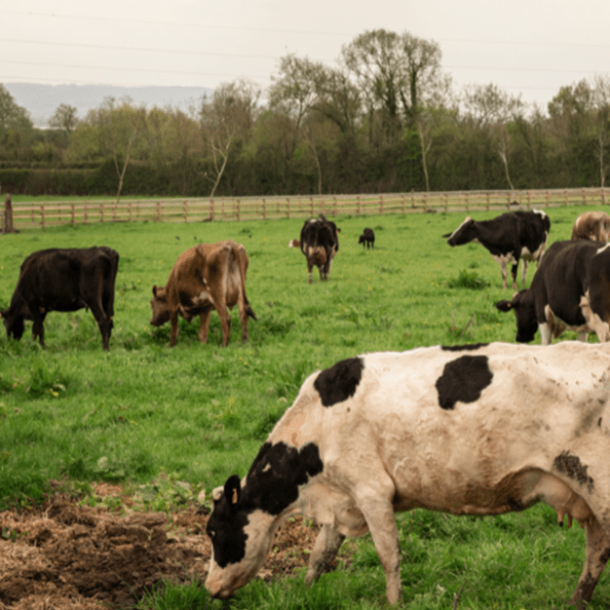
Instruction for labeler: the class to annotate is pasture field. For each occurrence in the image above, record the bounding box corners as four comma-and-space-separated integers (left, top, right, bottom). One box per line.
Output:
0, 205, 605, 609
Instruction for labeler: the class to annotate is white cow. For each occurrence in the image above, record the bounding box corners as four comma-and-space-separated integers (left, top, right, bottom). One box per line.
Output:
206, 341, 610, 607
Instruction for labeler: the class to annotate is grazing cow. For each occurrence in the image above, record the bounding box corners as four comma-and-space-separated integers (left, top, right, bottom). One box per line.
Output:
443, 210, 551, 289
571, 211, 610, 243
206, 341, 610, 607
495, 239, 610, 344
149, 240, 256, 347
1, 247, 119, 350
358, 227, 375, 249
299, 214, 340, 283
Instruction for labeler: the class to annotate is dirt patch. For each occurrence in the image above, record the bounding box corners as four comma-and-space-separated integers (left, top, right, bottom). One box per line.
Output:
0, 488, 326, 610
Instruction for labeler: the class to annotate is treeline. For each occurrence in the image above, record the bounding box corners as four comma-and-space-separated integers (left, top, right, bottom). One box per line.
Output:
1, 29, 609, 199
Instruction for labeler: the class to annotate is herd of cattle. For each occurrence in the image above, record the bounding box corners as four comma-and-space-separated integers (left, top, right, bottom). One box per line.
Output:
5, 208, 610, 607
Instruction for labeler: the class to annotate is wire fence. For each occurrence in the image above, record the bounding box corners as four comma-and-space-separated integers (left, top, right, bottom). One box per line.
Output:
3, 187, 609, 231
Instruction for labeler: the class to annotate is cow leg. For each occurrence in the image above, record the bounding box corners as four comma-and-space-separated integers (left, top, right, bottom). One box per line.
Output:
569, 517, 610, 608
576, 331, 589, 342
169, 311, 179, 347
198, 311, 212, 343
307, 261, 314, 284
539, 323, 553, 346
88, 301, 112, 350
521, 259, 528, 287
510, 261, 519, 290
357, 492, 402, 605
305, 525, 345, 587
217, 308, 232, 347
31, 314, 45, 347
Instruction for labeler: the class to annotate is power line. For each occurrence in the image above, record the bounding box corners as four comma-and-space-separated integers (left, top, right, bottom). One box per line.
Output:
1, 59, 270, 79
0, 37, 291, 62
0, 8, 352, 37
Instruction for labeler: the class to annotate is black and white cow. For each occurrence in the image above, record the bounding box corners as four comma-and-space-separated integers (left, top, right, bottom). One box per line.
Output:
443, 210, 551, 289
300, 214, 340, 283
1, 247, 119, 350
495, 239, 610, 344
206, 341, 610, 607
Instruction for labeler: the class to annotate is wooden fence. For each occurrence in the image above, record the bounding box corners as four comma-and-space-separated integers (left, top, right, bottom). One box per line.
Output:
2, 188, 608, 231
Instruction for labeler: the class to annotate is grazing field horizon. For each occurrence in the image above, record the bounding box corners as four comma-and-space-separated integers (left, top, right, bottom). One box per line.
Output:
1, 204, 608, 609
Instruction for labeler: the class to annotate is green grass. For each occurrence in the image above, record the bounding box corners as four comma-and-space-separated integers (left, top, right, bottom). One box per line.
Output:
0, 205, 607, 608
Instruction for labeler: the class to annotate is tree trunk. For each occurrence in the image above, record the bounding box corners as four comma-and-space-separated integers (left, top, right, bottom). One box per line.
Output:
3, 193, 14, 234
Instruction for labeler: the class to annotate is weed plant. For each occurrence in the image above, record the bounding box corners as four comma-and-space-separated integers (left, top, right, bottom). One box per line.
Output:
0, 205, 605, 608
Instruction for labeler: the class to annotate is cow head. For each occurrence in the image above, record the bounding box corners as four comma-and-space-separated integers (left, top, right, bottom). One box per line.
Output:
495, 290, 538, 343
149, 285, 170, 326
443, 217, 475, 246
205, 475, 276, 600
1, 306, 25, 341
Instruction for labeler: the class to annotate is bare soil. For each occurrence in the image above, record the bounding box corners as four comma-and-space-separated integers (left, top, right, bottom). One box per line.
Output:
0, 484, 323, 610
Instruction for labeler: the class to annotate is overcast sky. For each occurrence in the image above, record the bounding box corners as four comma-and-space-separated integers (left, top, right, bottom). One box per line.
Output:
2, 0, 610, 111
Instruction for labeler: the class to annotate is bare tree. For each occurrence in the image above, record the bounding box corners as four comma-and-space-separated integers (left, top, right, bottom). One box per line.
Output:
48, 103, 79, 135
464, 84, 524, 191
591, 75, 610, 194
200, 80, 260, 197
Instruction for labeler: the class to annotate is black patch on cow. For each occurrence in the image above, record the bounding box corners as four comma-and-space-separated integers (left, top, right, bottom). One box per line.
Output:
246, 441, 324, 515
553, 450, 594, 492
435, 355, 493, 410
441, 343, 489, 352
314, 357, 364, 407
206, 441, 324, 568
178, 290, 194, 307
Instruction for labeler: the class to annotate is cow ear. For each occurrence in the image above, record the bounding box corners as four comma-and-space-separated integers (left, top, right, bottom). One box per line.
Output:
152, 285, 158, 297
495, 300, 514, 312
224, 474, 241, 507
441, 233, 451, 238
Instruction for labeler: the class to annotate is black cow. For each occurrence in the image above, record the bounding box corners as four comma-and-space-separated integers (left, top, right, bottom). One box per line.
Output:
358, 227, 375, 249
443, 210, 551, 289
300, 214, 340, 283
1, 247, 119, 350
495, 240, 610, 345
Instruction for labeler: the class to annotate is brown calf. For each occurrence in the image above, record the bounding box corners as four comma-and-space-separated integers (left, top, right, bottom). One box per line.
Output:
150, 240, 256, 347
571, 211, 610, 243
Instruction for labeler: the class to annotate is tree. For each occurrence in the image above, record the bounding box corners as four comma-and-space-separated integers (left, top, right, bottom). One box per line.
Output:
0, 84, 34, 158
464, 84, 524, 191
68, 97, 145, 204
591, 75, 610, 193
48, 103, 79, 135
200, 80, 260, 197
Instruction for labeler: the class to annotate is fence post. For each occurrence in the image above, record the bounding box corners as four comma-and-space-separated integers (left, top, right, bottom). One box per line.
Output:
334, 196, 338, 217
402, 194, 406, 213
380, 194, 384, 215
263, 198, 267, 221
183, 201, 188, 223
310, 197, 314, 217
237, 199, 241, 222
41, 205, 45, 229
527, 191, 531, 209
210, 199, 215, 221
486, 191, 490, 211
445, 193, 449, 213
465, 192, 469, 212
423, 192, 428, 213
71, 203, 75, 226
546, 191, 550, 209
129, 201, 133, 222
101, 202, 105, 223
2, 194, 14, 234
603, 188, 607, 206
582, 188, 587, 206
287, 197, 290, 219
565, 189, 569, 206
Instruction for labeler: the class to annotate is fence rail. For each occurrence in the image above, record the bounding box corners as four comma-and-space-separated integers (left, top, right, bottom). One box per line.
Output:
2, 188, 609, 231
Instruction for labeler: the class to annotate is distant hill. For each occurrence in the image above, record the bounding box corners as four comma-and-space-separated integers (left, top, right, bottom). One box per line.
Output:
4, 83, 214, 128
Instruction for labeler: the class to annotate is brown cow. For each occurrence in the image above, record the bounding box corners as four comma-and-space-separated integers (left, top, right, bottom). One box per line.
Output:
150, 240, 256, 347
571, 211, 610, 242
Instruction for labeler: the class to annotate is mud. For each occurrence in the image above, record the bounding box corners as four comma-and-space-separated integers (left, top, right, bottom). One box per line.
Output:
0, 484, 325, 610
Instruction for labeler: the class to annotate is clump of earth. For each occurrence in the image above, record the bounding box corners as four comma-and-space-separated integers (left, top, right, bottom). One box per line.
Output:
0, 483, 328, 610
